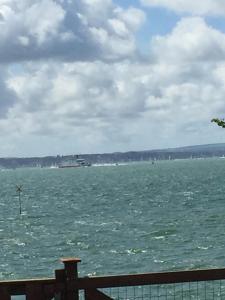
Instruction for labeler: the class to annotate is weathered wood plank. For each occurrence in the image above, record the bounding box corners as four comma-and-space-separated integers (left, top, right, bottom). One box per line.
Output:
78, 268, 225, 289
54, 268, 66, 299
0, 286, 11, 300
26, 283, 45, 300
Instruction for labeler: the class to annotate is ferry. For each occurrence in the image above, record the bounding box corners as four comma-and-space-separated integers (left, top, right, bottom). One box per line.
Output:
58, 158, 91, 168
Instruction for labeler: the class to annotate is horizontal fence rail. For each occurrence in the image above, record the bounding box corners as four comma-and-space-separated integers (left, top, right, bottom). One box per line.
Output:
77, 268, 225, 289
78, 267, 225, 300
1, 258, 225, 299
0, 277, 64, 299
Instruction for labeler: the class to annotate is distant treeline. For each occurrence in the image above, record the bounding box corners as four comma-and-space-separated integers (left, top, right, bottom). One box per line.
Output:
1, 143, 225, 169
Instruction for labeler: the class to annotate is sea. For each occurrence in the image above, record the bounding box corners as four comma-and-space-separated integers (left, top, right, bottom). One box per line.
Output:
1, 158, 225, 284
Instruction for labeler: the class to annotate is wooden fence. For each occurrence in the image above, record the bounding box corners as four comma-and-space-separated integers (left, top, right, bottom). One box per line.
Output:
1, 258, 225, 299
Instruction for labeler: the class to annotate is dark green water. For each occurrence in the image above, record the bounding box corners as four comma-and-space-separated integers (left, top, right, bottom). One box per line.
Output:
1, 159, 225, 280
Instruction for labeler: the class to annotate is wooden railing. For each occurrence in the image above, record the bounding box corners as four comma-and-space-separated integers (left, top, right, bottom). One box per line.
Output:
1, 258, 225, 299
0, 258, 80, 300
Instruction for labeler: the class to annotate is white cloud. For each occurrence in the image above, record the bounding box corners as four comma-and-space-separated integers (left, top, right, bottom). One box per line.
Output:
0, 68, 16, 118
1, 2, 225, 155
4, 26, 225, 155
141, 0, 225, 16
0, 0, 145, 63
115, 7, 146, 32
6, 61, 147, 133
25, 0, 65, 45
151, 17, 225, 63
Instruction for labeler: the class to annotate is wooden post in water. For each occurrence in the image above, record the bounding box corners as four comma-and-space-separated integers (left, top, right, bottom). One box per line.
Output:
16, 185, 23, 215
61, 257, 81, 300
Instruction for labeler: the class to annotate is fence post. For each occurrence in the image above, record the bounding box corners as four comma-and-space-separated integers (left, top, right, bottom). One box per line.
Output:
54, 268, 66, 300
61, 257, 81, 300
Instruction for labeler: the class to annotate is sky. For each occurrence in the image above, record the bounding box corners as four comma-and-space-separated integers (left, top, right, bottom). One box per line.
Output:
1, 0, 225, 157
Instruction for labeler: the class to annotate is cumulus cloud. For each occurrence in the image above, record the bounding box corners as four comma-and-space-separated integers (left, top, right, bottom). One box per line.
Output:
4, 14, 225, 154
0, 68, 16, 118
6, 61, 148, 135
1, 0, 225, 155
140, 0, 225, 16
0, 0, 145, 63
151, 17, 225, 63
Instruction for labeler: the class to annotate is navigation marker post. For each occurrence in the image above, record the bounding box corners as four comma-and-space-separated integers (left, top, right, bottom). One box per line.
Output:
16, 185, 23, 215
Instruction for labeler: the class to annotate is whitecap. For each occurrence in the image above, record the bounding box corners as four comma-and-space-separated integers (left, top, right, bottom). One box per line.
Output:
153, 236, 165, 240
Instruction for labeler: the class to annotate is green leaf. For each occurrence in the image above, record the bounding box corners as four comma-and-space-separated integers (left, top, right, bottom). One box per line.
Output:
211, 118, 225, 128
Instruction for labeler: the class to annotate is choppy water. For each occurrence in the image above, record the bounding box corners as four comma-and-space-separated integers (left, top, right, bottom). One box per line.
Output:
1, 158, 225, 281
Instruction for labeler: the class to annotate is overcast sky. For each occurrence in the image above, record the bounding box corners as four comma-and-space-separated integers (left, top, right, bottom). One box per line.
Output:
1, 0, 225, 157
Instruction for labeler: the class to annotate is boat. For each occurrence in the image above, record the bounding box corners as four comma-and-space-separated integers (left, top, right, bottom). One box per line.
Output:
58, 158, 91, 168
76, 158, 91, 166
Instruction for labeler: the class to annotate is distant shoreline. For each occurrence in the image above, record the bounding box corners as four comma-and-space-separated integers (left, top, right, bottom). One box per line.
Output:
1, 143, 225, 169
